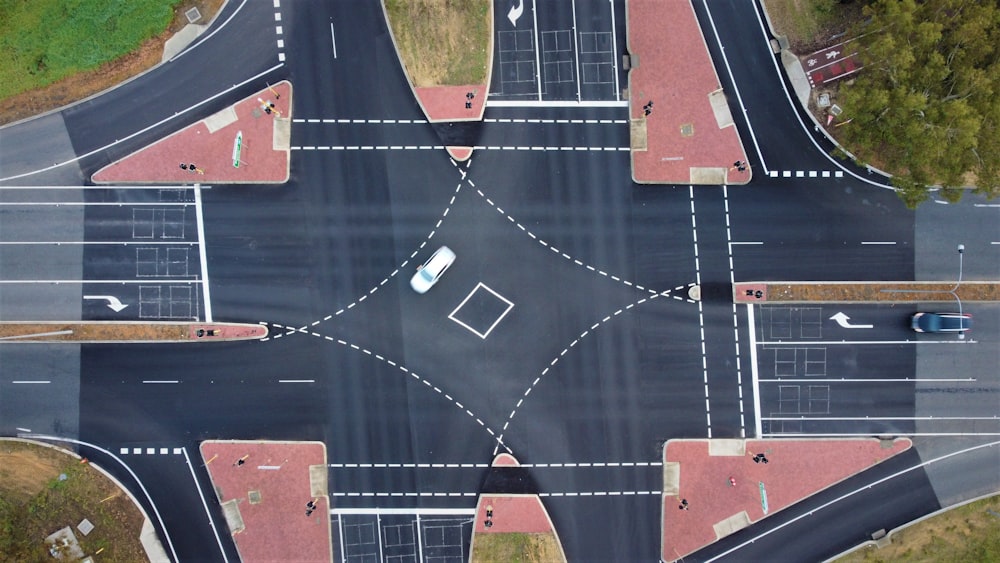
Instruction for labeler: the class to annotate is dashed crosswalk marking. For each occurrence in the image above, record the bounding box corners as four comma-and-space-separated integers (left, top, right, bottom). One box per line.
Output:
121, 447, 183, 455
769, 170, 843, 178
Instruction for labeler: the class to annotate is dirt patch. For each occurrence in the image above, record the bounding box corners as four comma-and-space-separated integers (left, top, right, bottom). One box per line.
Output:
0, 447, 65, 505
835, 495, 1000, 562
767, 282, 1000, 303
472, 532, 564, 563
0, 0, 225, 127
385, 0, 490, 87
763, 282, 999, 303
0, 440, 148, 561
762, 0, 865, 53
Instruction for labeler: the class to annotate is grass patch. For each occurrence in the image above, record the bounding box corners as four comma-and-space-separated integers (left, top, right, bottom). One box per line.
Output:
0, 0, 225, 126
0, 0, 182, 100
835, 495, 1000, 562
762, 0, 860, 52
471, 532, 563, 563
0, 440, 147, 561
384, 0, 490, 87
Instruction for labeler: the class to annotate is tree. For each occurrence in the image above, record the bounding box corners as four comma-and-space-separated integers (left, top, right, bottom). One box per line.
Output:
836, 0, 1000, 207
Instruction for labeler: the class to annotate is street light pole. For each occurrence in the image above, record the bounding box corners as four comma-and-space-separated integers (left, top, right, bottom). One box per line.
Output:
952, 244, 965, 339
880, 244, 968, 339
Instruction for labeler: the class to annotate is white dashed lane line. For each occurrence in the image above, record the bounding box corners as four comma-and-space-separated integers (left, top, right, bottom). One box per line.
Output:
264, 325, 511, 454
493, 285, 695, 455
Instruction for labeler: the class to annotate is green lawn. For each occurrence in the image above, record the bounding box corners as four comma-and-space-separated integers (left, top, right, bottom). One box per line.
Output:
0, 0, 180, 99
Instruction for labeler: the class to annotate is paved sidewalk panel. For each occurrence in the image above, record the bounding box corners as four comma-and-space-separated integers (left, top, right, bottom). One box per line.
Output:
93, 82, 292, 184
661, 438, 911, 561
626, 0, 749, 185
201, 441, 331, 563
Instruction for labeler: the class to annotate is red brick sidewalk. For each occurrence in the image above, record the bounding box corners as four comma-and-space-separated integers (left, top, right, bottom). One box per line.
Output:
470, 453, 567, 561
200, 440, 331, 563
93, 81, 292, 184
626, 0, 749, 185
661, 438, 911, 561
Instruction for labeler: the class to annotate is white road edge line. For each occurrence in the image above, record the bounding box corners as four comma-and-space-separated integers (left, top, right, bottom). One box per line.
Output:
331, 507, 476, 515
705, 440, 1000, 562
169, 0, 248, 62
609, 0, 620, 99
24, 435, 180, 562
747, 304, 762, 438
0, 63, 284, 183
194, 183, 213, 323
699, 0, 768, 173
182, 447, 230, 563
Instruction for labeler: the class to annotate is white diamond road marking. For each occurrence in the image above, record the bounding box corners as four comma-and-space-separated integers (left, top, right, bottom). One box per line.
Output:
448, 282, 515, 339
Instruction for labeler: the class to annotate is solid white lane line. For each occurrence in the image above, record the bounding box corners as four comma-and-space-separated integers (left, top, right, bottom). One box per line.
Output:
760, 339, 975, 345
0, 201, 192, 206
699, 0, 767, 172
330, 22, 337, 58
747, 304, 762, 438
27, 435, 180, 562
181, 448, 230, 563
194, 183, 212, 323
758, 377, 975, 383
572, 0, 582, 102
331, 508, 476, 516
705, 440, 1000, 562
0, 241, 197, 245
609, 0, 620, 99
0, 279, 204, 284
12, 380, 50, 384
485, 100, 630, 108
730, 241, 763, 245
764, 416, 999, 421
0, 63, 284, 183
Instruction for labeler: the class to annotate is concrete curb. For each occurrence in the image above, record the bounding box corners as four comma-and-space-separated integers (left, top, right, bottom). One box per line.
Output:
0, 0, 231, 132
822, 490, 1000, 563
379, 0, 494, 124
0, 437, 171, 563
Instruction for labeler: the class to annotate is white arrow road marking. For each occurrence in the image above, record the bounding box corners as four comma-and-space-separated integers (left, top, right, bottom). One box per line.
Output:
507, 0, 524, 26
83, 295, 128, 312
829, 312, 873, 329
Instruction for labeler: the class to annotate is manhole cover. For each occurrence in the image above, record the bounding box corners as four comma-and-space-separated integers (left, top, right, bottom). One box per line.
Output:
248, 490, 262, 504
680, 123, 694, 137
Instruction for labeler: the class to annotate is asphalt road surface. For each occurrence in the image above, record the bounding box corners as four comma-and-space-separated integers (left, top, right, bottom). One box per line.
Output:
1, 1, 997, 562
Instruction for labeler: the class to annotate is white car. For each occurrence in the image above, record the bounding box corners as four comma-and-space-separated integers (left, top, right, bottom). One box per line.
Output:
410, 246, 456, 293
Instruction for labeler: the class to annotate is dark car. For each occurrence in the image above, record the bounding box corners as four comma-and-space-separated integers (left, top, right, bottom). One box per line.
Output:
911, 312, 972, 333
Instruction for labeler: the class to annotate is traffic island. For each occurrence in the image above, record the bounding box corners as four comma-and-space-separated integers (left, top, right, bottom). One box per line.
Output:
0, 321, 267, 343
625, 0, 750, 185
470, 453, 567, 563
92, 81, 292, 184
200, 441, 332, 563
380, 0, 493, 161
734, 282, 1000, 303
661, 438, 912, 562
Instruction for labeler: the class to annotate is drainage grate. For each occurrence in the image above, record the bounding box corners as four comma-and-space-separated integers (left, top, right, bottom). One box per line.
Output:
185, 7, 202, 23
